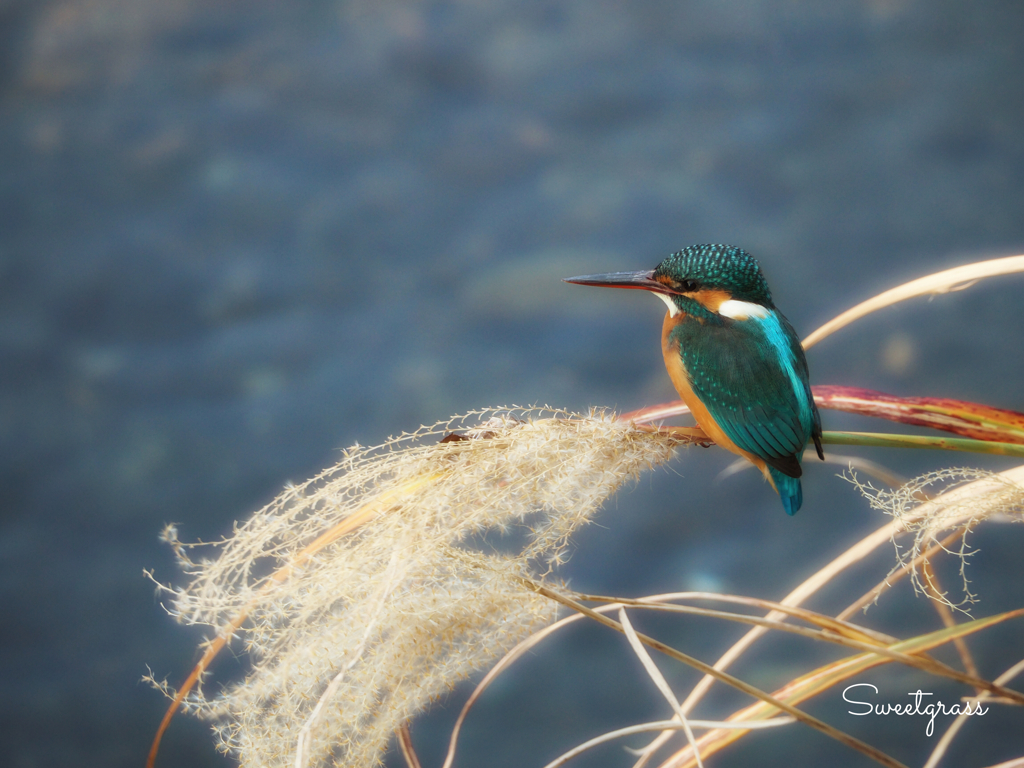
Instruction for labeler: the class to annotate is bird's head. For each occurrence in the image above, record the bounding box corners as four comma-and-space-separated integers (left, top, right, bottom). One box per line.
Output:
565, 244, 774, 321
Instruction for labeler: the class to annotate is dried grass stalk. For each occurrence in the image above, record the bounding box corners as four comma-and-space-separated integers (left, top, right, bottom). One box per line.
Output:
850, 466, 1024, 610
149, 408, 682, 768
802, 254, 1024, 349
814, 386, 1024, 445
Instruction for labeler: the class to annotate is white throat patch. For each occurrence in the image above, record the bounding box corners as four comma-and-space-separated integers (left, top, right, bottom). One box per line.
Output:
653, 292, 680, 317
718, 299, 770, 321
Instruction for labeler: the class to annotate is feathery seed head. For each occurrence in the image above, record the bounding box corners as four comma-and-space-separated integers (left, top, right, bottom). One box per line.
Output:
151, 407, 681, 767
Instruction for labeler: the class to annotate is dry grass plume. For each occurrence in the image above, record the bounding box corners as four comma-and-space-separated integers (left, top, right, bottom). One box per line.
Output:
148, 407, 682, 768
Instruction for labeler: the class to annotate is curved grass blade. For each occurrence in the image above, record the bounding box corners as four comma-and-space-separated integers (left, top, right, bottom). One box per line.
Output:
577, 594, 1023, 703
815, 386, 1024, 445
924, 658, 1024, 768
648, 465, 1024, 767
624, 391, 1024, 452
803, 254, 1024, 349
541, 718, 795, 768
822, 431, 1024, 458
527, 581, 910, 768
662, 608, 1024, 768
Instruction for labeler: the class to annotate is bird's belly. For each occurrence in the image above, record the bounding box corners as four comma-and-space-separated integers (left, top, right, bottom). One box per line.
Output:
660, 314, 774, 484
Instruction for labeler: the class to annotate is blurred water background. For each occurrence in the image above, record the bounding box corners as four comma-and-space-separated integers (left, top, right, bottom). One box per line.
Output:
3, 1, 1024, 766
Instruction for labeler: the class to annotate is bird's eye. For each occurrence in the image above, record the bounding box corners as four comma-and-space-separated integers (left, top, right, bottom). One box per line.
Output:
678, 279, 700, 293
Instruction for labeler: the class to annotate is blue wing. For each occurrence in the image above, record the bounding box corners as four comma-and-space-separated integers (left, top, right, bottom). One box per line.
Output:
669, 310, 820, 479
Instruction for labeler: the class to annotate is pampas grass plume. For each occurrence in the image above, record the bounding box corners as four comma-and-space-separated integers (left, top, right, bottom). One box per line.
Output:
149, 407, 681, 768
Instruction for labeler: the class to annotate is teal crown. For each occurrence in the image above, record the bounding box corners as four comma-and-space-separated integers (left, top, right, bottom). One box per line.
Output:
654, 244, 774, 306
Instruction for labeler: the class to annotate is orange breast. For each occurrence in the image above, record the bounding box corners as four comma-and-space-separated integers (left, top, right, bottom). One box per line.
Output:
659, 311, 776, 488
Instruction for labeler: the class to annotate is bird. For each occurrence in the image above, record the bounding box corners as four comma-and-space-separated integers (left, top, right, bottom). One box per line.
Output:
565, 244, 823, 515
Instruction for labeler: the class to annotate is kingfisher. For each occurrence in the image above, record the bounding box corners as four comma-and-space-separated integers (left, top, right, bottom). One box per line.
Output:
565, 244, 824, 515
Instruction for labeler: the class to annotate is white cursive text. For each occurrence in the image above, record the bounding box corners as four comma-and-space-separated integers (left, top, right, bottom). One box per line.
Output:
842, 683, 988, 736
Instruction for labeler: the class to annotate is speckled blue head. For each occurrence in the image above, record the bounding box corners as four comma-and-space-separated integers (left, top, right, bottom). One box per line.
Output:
654, 244, 774, 307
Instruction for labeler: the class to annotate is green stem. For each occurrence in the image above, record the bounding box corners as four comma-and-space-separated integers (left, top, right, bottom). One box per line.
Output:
822, 431, 1024, 458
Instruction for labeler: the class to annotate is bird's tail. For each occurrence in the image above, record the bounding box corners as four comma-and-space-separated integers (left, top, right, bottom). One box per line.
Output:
767, 466, 803, 516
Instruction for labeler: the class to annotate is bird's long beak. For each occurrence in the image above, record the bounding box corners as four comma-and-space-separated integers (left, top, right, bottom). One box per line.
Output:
563, 270, 675, 294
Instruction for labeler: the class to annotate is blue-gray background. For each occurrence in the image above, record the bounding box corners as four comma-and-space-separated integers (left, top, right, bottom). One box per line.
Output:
3, 1, 1024, 766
